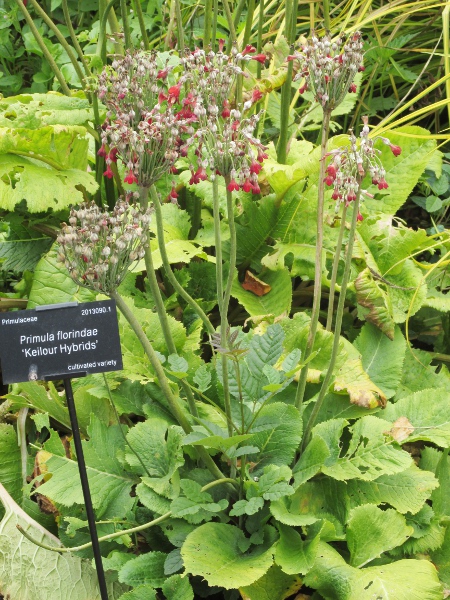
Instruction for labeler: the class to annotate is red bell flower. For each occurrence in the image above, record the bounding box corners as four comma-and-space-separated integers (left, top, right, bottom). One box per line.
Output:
124, 169, 138, 185
227, 179, 240, 192
389, 144, 402, 157
251, 54, 267, 64
103, 164, 114, 179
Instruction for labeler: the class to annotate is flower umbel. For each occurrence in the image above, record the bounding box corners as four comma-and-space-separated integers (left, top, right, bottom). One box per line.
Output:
324, 116, 401, 212
97, 51, 190, 188
57, 200, 151, 294
288, 31, 364, 110
180, 46, 268, 193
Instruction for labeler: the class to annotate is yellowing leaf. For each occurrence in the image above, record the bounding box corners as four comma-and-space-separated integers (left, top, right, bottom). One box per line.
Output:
333, 358, 387, 408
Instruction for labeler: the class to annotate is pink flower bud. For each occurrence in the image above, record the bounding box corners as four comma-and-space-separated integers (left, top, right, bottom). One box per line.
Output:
97, 144, 107, 158
242, 44, 257, 55
349, 83, 357, 93
251, 54, 267, 64
103, 165, 114, 179
242, 179, 252, 193
250, 160, 262, 175
357, 212, 364, 222
389, 144, 402, 157
324, 175, 335, 186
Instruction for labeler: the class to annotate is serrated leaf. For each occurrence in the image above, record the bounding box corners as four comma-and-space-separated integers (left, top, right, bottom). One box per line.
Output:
304, 541, 442, 600
230, 497, 264, 516
347, 465, 438, 514
395, 348, 450, 400
118, 552, 167, 587
126, 418, 184, 478
0, 483, 127, 600
354, 323, 406, 399
347, 505, 413, 567
293, 435, 330, 487
37, 415, 137, 518
251, 403, 302, 472
161, 574, 194, 600
275, 524, 319, 575
355, 267, 396, 339
193, 364, 211, 392
181, 523, 275, 589
314, 416, 412, 481
117, 586, 156, 600
384, 389, 450, 447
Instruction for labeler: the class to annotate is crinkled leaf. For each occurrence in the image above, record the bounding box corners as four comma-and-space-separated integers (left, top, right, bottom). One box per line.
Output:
347, 505, 413, 567
0, 93, 99, 128
355, 267, 396, 339
0, 483, 127, 600
125, 418, 184, 478
0, 424, 22, 505
181, 522, 275, 589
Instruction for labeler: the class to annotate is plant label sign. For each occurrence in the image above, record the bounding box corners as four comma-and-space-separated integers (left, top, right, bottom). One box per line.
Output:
0, 300, 123, 384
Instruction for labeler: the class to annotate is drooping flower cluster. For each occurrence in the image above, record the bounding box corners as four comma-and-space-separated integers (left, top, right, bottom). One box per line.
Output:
179, 43, 268, 194
97, 51, 192, 188
57, 200, 151, 294
324, 116, 401, 213
288, 31, 364, 110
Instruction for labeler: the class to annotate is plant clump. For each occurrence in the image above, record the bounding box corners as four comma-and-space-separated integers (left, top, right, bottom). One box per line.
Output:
57, 200, 151, 293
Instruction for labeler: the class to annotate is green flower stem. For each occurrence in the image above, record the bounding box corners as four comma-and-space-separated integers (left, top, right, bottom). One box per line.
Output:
294, 108, 332, 411
174, 0, 185, 54
325, 204, 348, 331
165, 0, 176, 50
97, 0, 117, 63
13, 0, 71, 96
16, 479, 239, 553
211, 0, 218, 51
120, 0, 132, 50
28, 0, 86, 89
223, 178, 237, 335
256, 0, 265, 79
61, 0, 92, 77
233, 0, 246, 29
212, 177, 233, 438
223, 0, 237, 45
276, 0, 295, 164
323, 0, 331, 31
242, 0, 255, 48
150, 187, 215, 335
301, 192, 361, 451
203, 0, 213, 47
133, 0, 150, 50
111, 289, 192, 433
142, 186, 199, 418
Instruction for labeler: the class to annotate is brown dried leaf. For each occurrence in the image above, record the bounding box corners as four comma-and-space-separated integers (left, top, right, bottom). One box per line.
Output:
241, 271, 272, 297
385, 416, 415, 443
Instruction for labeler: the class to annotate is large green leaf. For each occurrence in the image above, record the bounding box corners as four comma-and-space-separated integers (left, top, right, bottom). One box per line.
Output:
353, 323, 406, 399
37, 415, 137, 518
431, 526, 450, 587
181, 522, 275, 589
0, 92, 99, 128
5, 381, 71, 431
118, 552, 167, 587
394, 348, 450, 400
239, 565, 302, 600
346, 505, 413, 567
0, 214, 52, 273
304, 541, 442, 600
0, 424, 22, 505
231, 268, 292, 317
314, 416, 412, 481
346, 465, 438, 515
275, 523, 319, 575
27, 247, 96, 308
384, 389, 450, 447
0, 483, 127, 600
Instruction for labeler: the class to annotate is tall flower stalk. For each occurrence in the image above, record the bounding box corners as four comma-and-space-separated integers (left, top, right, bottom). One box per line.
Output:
300, 119, 402, 449
288, 32, 364, 411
